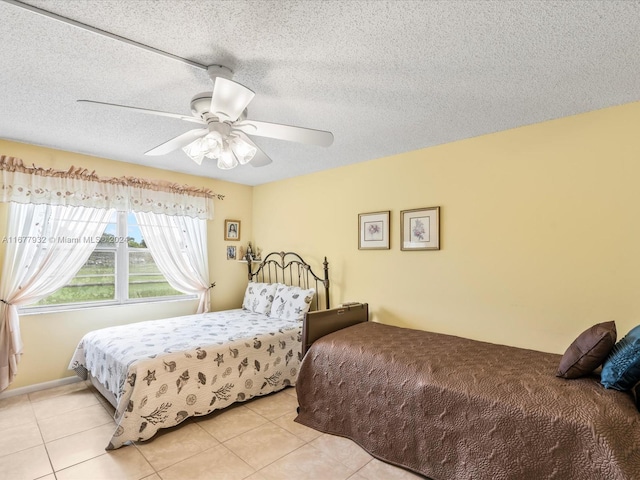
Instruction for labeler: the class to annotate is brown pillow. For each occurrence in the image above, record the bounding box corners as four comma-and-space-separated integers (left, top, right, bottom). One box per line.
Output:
556, 321, 617, 379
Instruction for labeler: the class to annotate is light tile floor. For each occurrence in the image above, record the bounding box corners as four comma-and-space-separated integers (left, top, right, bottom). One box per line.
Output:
0, 381, 425, 480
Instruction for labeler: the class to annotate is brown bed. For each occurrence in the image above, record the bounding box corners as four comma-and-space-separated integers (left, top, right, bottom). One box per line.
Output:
295, 321, 640, 480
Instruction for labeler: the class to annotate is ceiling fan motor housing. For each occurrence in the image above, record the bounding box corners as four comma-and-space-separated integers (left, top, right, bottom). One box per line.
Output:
190, 92, 247, 122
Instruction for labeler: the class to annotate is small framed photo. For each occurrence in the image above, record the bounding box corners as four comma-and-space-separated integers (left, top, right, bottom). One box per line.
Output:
401, 207, 440, 251
226, 245, 237, 260
224, 220, 240, 241
358, 211, 390, 250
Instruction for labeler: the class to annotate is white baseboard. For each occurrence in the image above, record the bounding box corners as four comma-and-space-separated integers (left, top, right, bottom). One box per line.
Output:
0, 376, 83, 399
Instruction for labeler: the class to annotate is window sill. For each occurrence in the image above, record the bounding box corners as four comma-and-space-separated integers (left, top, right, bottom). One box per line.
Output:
19, 295, 198, 316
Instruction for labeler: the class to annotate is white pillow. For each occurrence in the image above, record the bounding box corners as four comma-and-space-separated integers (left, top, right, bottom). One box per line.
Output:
269, 284, 315, 321
242, 282, 278, 314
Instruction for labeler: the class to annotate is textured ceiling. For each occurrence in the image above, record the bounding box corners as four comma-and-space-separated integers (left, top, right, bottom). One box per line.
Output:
1, 0, 639, 186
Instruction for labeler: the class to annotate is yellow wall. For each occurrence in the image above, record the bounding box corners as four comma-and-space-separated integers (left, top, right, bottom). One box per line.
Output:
0, 140, 253, 390
4, 100, 640, 391
253, 101, 640, 354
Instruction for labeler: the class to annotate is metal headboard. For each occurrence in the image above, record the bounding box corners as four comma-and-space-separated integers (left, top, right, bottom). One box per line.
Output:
245, 251, 330, 310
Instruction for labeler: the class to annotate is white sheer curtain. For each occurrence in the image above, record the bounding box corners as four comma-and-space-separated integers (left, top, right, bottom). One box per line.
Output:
134, 211, 211, 314
0, 203, 112, 392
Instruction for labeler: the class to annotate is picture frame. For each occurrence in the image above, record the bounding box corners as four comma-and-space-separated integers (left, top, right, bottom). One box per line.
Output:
358, 211, 390, 250
401, 206, 440, 251
224, 220, 240, 241
226, 245, 237, 260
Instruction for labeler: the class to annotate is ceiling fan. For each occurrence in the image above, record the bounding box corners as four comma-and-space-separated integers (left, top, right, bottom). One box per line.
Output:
78, 65, 334, 170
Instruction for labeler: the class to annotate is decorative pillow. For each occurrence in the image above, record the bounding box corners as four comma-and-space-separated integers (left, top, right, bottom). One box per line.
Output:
269, 284, 315, 321
556, 321, 617, 379
241, 282, 278, 314
601, 325, 640, 390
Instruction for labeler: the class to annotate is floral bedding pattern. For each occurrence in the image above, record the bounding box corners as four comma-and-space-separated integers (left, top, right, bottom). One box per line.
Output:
271, 284, 315, 321
69, 309, 302, 449
242, 282, 278, 314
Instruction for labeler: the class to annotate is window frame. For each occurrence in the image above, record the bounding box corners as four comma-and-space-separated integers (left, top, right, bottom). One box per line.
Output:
19, 210, 197, 314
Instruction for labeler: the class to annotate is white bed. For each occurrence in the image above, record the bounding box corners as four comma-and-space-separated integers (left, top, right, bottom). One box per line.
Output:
68, 251, 330, 449
70, 309, 301, 449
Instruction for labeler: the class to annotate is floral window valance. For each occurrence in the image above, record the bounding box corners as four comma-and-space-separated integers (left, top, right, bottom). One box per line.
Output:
0, 156, 223, 219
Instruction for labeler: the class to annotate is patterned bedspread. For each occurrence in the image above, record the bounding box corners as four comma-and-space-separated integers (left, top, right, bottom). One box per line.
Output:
296, 322, 640, 480
69, 309, 302, 449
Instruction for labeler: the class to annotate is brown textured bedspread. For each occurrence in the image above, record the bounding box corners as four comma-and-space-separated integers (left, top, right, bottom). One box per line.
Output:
295, 322, 640, 480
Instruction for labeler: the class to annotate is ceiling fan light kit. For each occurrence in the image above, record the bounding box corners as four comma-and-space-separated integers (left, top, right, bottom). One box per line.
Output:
78, 64, 334, 171
181, 127, 257, 169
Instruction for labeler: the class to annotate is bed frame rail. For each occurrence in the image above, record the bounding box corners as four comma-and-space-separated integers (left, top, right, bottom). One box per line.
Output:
302, 303, 368, 356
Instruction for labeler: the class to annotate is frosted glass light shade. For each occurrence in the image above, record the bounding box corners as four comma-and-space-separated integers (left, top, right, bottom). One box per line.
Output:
182, 130, 255, 169
229, 135, 257, 164
217, 149, 238, 170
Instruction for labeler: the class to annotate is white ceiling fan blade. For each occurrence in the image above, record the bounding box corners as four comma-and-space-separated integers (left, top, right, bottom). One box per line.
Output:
210, 77, 255, 122
233, 131, 272, 167
77, 100, 206, 125
233, 120, 334, 147
249, 147, 273, 168
145, 129, 208, 156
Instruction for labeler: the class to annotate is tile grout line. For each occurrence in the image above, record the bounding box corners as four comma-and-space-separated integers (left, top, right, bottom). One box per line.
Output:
35, 384, 114, 475
30, 393, 57, 479
11, 383, 409, 480
135, 412, 270, 475
252, 441, 310, 476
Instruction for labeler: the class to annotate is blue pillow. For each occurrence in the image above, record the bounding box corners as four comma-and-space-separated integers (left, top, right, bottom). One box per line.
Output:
601, 325, 640, 390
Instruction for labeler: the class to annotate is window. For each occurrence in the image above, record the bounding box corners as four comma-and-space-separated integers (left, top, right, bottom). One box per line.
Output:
28, 210, 187, 310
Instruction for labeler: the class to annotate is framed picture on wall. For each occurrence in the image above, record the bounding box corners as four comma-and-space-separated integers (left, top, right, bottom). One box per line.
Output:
224, 220, 240, 241
358, 211, 390, 250
226, 246, 237, 260
401, 206, 440, 250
